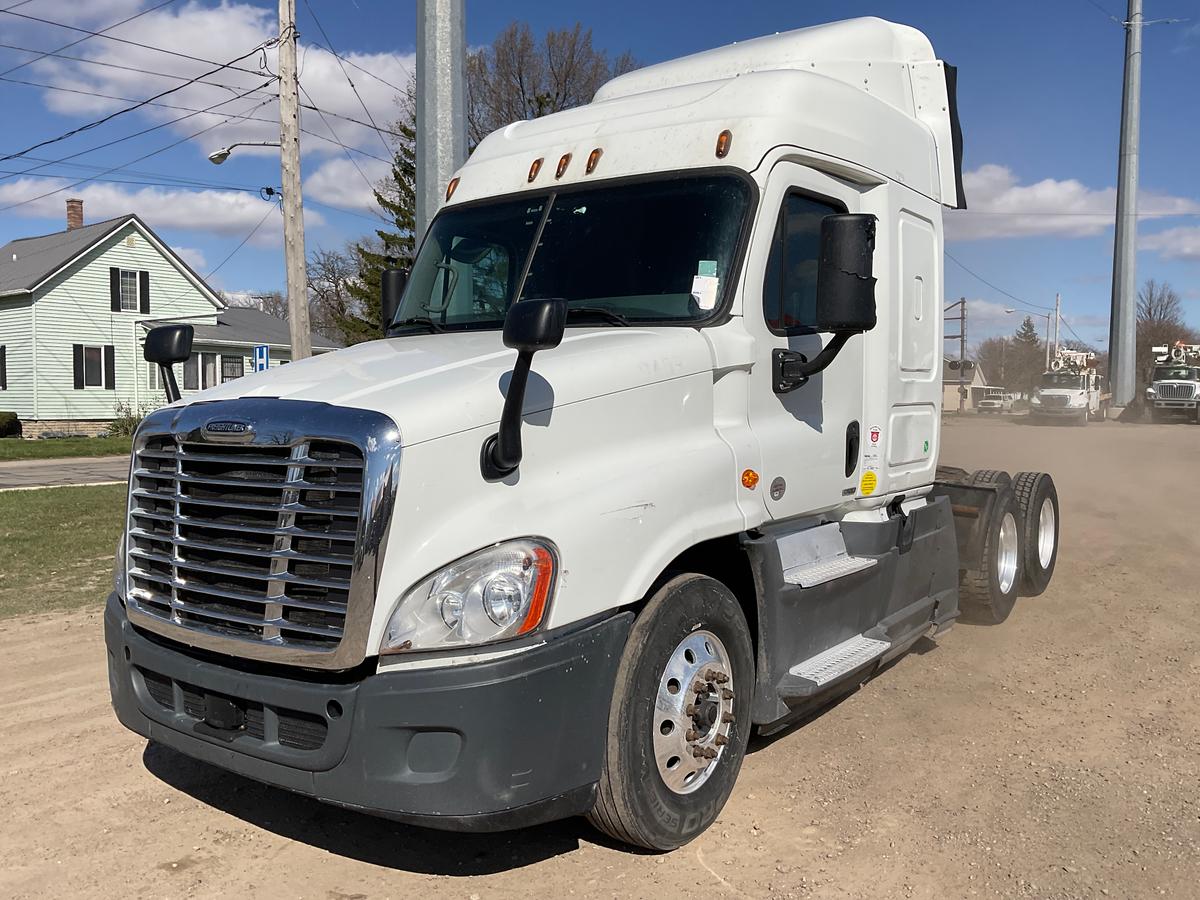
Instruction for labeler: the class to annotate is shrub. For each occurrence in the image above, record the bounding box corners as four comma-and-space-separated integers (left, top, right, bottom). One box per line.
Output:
108, 400, 156, 437
0, 411, 20, 438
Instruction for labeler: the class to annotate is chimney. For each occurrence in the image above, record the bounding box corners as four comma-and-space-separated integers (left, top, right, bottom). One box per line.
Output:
66, 198, 83, 230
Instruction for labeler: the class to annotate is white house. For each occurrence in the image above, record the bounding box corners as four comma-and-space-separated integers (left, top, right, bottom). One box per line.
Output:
0, 200, 339, 437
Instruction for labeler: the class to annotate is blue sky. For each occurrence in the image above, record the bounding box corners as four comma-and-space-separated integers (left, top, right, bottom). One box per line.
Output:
1, 0, 1198, 347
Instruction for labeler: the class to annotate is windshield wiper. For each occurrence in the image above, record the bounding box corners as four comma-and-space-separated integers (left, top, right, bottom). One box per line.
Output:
392, 316, 445, 333
565, 306, 631, 326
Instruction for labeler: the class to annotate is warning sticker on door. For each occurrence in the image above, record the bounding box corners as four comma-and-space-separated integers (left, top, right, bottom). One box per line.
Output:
860, 469, 878, 496
863, 423, 883, 469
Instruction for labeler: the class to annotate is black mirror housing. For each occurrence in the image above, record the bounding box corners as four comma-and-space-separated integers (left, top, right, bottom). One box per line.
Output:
815, 213, 877, 334
381, 267, 407, 328
503, 297, 568, 353
143, 324, 193, 365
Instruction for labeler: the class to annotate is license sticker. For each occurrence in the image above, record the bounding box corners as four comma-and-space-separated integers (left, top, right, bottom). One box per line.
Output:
691, 274, 719, 310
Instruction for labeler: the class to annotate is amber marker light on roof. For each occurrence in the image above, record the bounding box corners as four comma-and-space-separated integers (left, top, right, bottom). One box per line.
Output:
715, 129, 733, 158
528, 157, 544, 182
586, 147, 603, 174
445, 177, 460, 200
555, 153, 572, 178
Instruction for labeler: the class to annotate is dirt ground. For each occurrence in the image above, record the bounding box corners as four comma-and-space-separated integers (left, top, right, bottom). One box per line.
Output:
2, 416, 1198, 899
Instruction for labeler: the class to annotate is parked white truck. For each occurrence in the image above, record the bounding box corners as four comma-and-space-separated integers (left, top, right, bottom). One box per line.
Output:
1145, 343, 1200, 423
1029, 349, 1109, 426
106, 18, 1060, 851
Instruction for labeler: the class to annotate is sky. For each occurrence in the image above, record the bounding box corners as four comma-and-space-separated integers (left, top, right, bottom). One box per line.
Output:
0, 0, 1198, 349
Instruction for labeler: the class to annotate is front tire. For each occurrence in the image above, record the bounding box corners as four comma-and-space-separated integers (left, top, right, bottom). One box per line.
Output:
587, 574, 754, 851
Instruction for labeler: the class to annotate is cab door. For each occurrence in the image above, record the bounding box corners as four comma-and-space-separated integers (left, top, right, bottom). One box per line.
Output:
744, 162, 867, 520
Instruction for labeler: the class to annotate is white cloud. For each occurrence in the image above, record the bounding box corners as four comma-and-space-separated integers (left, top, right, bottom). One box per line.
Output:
19, 1, 413, 173
303, 156, 391, 212
0, 177, 322, 240
171, 245, 207, 271
947, 164, 1200, 241
1141, 226, 1200, 262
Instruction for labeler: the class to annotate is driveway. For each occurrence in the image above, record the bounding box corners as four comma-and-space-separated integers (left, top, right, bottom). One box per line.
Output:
0, 455, 129, 490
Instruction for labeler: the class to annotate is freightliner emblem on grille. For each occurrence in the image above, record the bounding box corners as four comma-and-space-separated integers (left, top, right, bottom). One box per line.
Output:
202, 419, 255, 441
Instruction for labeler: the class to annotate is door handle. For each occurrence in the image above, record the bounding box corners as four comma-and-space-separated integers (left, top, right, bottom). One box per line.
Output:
845, 421, 860, 478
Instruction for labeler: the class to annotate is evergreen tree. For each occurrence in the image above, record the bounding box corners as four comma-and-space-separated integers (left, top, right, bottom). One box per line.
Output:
1011, 315, 1045, 396
340, 101, 417, 345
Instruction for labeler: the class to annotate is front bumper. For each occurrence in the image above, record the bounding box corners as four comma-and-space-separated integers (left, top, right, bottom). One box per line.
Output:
105, 593, 632, 831
1152, 399, 1197, 410
1029, 406, 1085, 417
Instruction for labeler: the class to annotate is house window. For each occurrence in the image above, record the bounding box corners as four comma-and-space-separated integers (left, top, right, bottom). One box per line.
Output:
148, 361, 158, 392
221, 355, 244, 382
0, 345, 6, 390
73, 344, 115, 389
762, 192, 847, 335
119, 269, 139, 311
182, 352, 221, 391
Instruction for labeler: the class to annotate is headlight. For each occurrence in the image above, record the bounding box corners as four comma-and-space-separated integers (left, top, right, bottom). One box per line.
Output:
382, 539, 557, 653
1146, 387, 1157, 398
1030, 395, 1041, 406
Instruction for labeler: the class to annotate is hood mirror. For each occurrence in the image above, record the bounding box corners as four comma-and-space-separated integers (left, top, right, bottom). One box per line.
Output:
143, 324, 193, 403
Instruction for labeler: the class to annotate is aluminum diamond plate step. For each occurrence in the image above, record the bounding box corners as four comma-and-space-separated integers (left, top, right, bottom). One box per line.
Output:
783, 553, 877, 588
788, 634, 891, 687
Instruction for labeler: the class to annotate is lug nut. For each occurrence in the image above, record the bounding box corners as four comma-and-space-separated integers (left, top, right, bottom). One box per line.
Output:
692, 747, 708, 759
692, 679, 708, 694
721, 712, 734, 723
714, 733, 728, 746
721, 688, 734, 700
686, 728, 700, 742
685, 703, 698, 716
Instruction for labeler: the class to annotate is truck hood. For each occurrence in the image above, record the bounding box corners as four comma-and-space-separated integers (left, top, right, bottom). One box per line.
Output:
187, 327, 715, 446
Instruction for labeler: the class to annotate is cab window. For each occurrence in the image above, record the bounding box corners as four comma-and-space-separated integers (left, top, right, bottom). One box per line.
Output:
763, 192, 846, 335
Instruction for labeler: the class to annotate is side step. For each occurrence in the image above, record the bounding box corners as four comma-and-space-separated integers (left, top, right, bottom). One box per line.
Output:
778, 522, 878, 588
787, 634, 891, 687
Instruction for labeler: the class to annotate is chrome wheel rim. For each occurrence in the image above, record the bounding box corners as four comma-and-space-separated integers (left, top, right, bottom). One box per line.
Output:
997, 511, 1019, 595
1037, 497, 1056, 569
652, 630, 734, 795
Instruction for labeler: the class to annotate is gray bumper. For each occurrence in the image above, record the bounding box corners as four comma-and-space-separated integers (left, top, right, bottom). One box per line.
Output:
1153, 400, 1197, 410
105, 593, 631, 831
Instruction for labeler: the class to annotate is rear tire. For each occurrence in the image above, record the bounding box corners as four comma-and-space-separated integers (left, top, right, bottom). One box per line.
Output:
1012, 472, 1058, 596
587, 574, 753, 851
958, 485, 1023, 625
968, 469, 1011, 488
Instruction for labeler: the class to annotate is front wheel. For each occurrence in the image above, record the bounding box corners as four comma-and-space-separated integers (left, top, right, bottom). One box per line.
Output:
587, 574, 754, 851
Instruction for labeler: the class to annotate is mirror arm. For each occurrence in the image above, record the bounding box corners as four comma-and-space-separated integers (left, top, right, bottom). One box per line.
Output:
480, 349, 534, 480
773, 331, 854, 394
159, 364, 181, 404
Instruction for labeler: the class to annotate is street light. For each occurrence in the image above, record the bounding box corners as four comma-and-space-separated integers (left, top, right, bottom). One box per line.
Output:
207, 141, 281, 165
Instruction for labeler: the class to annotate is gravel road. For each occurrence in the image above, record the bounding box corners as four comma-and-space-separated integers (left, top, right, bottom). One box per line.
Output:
2, 416, 1197, 899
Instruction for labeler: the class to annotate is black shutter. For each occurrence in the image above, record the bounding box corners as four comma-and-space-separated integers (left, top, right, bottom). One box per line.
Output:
73, 344, 84, 389
103, 345, 116, 390
0, 346, 6, 390
109, 267, 121, 312
139, 270, 150, 314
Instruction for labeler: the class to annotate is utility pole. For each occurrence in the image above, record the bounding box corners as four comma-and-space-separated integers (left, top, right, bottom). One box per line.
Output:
278, 0, 311, 360
415, 0, 466, 240
945, 298, 969, 414
1053, 292, 1061, 356
1107, 0, 1142, 406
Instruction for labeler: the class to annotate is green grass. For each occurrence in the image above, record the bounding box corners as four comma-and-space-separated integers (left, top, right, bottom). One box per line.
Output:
0, 483, 126, 618
0, 435, 131, 461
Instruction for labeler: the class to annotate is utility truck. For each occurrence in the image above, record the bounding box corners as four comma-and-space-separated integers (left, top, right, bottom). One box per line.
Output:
105, 18, 1060, 851
1029, 349, 1109, 426
1146, 343, 1200, 423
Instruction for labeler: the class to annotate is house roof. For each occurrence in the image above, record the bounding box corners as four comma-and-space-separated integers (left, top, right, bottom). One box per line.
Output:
0, 214, 223, 307
0, 216, 130, 295
157, 306, 342, 351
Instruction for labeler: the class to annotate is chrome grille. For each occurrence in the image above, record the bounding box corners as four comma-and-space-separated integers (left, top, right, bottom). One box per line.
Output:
1156, 383, 1196, 400
127, 436, 365, 653
1041, 395, 1070, 408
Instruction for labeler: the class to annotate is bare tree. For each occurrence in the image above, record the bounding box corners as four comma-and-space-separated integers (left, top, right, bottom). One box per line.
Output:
974, 336, 1012, 390
1136, 279, 1200, 384
306, 246, 362, 344
256, 290, 290, 321
467, 23, 637, 146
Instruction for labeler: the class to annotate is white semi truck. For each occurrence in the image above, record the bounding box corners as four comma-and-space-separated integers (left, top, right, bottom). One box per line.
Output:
106, 18, 1060, 851
1146, 343, 1200, 423
1029, 349, 1109, 426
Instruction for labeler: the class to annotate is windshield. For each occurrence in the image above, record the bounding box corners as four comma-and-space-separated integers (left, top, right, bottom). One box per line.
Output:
1153, 366, 1198, 381
1041, 373, 1085, 389
392, 175, 751, 331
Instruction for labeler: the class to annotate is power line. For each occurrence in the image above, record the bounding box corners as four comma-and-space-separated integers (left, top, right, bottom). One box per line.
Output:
1081, 0, 1123, 24
0, 0, 180, 79
945, 251, 1056, 313
315, 42, 409, 93
0, 94, 275, 213
302, 0, 393, 157
0, 78, 276, 185
0, 44, 275, 163
298, 82, 385, 219
204, 202, 280, 280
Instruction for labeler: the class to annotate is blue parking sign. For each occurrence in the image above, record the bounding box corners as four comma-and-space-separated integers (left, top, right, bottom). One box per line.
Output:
253, 344, 270, 372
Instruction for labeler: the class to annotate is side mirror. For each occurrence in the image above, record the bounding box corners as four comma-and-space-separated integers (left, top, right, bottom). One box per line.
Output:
381, 267, 408, 328
481, 298, 568, 480
143, 324, 193, 403
774, 213, 877, 393
814, 214, 877, 333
